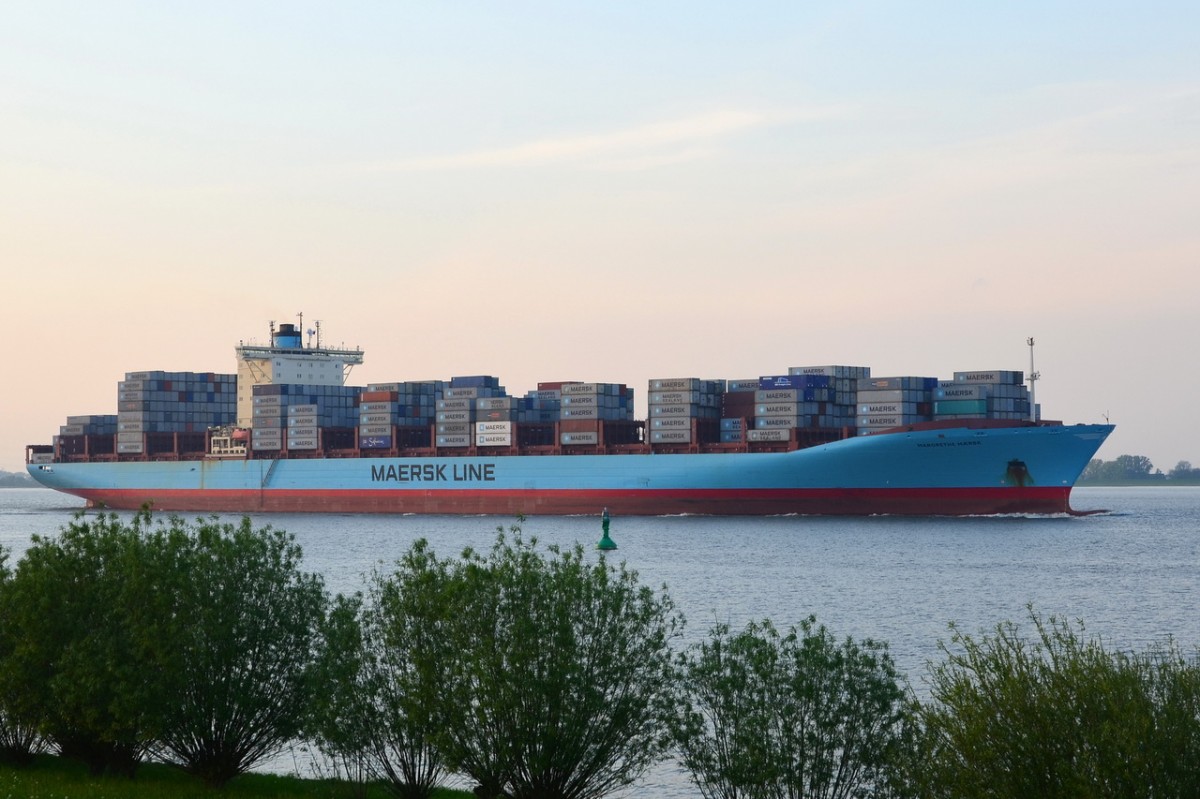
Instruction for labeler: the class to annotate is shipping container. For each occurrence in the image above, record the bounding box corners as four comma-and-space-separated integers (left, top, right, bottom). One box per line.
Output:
649, 378, 701, 392
475, 397, 514, 411
748, 429, 790, 442
359, 424, 394, 436
561, 431, 599, 445
649, 417, 691, 429
756, 403, 799, 417
935, 400, 989, 415
651, 430, 692, 444
935, 385, 990, 400
953, 370, 1023, 385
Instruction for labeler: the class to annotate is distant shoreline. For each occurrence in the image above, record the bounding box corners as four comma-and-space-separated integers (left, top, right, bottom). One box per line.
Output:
1077, 480, 1200, 488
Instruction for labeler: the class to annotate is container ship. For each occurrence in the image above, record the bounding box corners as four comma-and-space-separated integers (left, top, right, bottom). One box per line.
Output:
26, 321, 1113, 516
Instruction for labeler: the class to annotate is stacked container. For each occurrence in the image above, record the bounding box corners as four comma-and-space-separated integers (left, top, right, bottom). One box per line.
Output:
937, 370, 1032, 421
720, 380, 758, 443
788, 365, 870, 429
856, 376, 937, 433
522, 387, 564, 423
648, 378, 723, 445
436, 376, 505, 448
558, 382, 635, 446
59, 414, 118, 437
116, 371, 237, 454
250, 383, 359, 452
749, 375, 825, 442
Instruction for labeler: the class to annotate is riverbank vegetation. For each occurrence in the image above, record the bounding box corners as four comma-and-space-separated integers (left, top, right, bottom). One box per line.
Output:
4, 512, 1200, 798
1080, 455, 1200, 485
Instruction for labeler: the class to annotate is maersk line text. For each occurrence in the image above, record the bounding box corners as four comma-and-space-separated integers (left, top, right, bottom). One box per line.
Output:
371, 463, 496, 482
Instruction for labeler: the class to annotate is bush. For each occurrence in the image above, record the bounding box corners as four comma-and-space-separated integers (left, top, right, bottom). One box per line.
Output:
673, 617, 910, 799
388, 526, 683, 799
311, 526, 682, 799
0, 512, 176, 775
0, 545, 45, 765
309, 540, 455, 799
150, 515, 328, 787
0, 512, 327, 786
914, 606, 1200, 798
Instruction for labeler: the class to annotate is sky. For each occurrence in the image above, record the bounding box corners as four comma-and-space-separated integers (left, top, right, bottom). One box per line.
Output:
2, 1, 1197, 474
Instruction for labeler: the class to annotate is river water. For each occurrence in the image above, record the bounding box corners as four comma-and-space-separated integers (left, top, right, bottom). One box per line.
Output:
2, 486, 1198, 795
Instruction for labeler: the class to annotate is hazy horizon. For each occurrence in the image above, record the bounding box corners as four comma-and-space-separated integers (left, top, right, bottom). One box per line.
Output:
3, 2, 1197, 473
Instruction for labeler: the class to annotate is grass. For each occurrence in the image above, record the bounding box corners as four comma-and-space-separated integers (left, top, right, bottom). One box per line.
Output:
0, 755, 475, 799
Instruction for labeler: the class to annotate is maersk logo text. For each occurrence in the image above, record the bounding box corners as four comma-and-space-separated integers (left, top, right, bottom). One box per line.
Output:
371, 462, 496, 482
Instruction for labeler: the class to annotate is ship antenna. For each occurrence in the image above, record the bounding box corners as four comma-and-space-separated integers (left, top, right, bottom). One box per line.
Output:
1026, 337, 1040, 422
315, 320, 322, 349
298, 311, 304, 347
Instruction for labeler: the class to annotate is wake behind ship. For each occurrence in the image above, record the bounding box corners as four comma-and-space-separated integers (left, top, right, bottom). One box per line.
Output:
26, 321, 1113, 516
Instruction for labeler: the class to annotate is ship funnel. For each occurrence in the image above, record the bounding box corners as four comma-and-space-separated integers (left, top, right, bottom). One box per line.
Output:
274, 323, 302, 349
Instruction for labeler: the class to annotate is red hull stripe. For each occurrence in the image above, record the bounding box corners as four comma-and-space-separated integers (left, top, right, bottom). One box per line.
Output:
71, 486, 1076, 516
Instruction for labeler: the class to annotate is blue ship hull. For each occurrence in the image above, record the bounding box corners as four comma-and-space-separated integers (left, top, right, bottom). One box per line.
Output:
28, 422, 1113, 516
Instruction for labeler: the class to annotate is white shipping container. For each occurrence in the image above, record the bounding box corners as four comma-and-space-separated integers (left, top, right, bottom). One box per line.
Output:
748, 429, 790, 442
562, 394, 598, 406
561, 382, 600, 395
855, 389, 904, 403
650, 417, 690, 429
649, 378, 700, 391
30, 453, 54, 464
857, 403, 906, 415
436, 399, 472, 411
755, 416, 798, 429
649, 404, 692, 417
437, 434, 472, 447
560, 431, 599, 445
475, 397, 514, 411
359, 424, 393, 436
857, 415, 903, 428
117, 421, 145, 433
476, 433, 513, 446
649, 390, 700, 405
117, 442, 145, 454
935, 385, 990, 400
475, 421, 514, 434
358, 413, 393, 426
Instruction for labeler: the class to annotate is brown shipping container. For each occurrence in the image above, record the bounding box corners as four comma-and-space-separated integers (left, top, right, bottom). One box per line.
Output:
559, 419, 600, 433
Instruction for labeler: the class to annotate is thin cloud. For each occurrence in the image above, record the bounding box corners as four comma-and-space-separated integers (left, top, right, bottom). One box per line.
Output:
369, 107, 847, 172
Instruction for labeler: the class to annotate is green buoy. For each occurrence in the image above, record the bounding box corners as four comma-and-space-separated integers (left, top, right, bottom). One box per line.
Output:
597, 507, 617, 551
